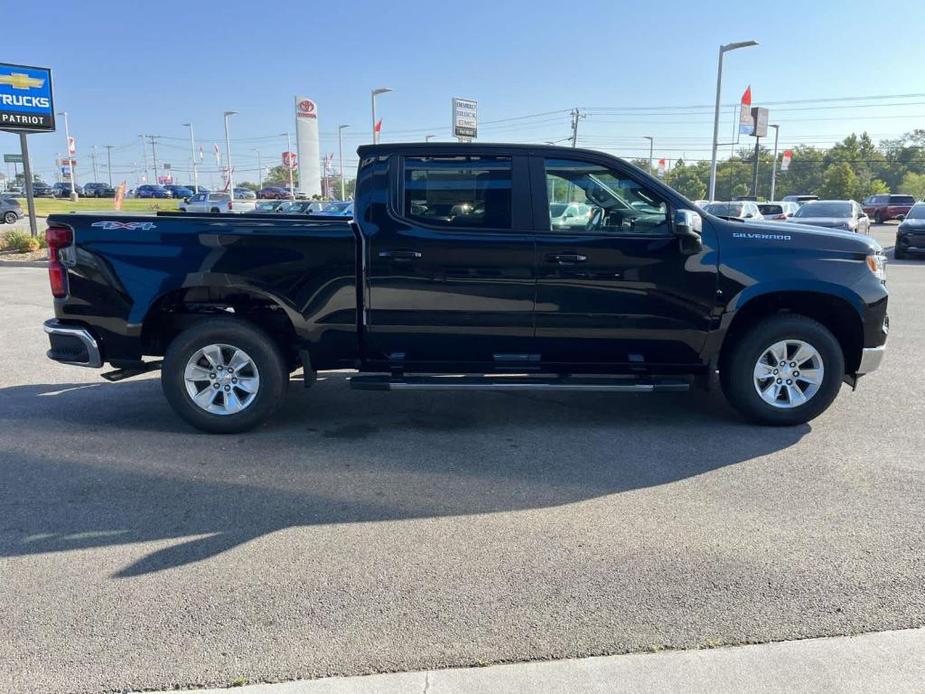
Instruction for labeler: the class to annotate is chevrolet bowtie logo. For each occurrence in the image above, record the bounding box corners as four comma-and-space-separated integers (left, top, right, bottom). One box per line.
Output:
0, 72, 45, 90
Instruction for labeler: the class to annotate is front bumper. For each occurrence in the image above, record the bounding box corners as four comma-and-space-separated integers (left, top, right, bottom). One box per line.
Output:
44, 319, 102, 368
857, 345, 885, 375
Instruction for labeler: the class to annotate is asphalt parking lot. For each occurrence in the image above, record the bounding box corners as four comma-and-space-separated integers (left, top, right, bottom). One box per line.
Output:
1, 224, 924, 694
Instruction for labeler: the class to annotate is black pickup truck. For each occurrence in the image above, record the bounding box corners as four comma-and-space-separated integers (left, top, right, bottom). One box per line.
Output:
42, 143, 889, 433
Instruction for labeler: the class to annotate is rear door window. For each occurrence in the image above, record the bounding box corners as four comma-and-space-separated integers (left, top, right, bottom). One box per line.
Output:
402, 156, 512, 230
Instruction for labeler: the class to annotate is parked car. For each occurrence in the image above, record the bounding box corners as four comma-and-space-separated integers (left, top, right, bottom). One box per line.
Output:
757, 201, 800, 221
321, 201, 354, 217
862, 194, 916, 223
258, 186, 291, 200
279, 200, 326, 214
41, 142, 888, 433
178, 192, 256, 214
82, 182, 116, 198
164, 185, 195, 199
702, 201, 764, 221
549, 202, 593, 228
52, 182, 82, 198
135, 184, 172, 199
30, 182, 54, 197
788, 200, 870, 234
233, 188, 257, 200
894, 202, 925, 259
250, 200, 288, 213
6, 184, 23, 195
1, 196, 23, 224
782, 194, 819, 207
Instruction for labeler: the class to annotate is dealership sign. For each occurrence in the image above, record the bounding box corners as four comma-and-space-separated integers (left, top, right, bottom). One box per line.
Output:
0, 63, 55, 132
452, 97, 477, 139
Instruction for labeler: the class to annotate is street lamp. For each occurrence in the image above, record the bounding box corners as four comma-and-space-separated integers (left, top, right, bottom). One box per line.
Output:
768, 124, 781, 201
183, 122, 199, 193
280, 133, 295, 200
56, 111, 78, 200
643, 136, 654, 175
708, 40, 758, 201
371, 87, 392, 144
223, 111, 237, 200
338, 125, 350, 200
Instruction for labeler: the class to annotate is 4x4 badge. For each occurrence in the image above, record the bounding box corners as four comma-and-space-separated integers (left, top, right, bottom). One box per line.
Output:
91, 221, 157, 231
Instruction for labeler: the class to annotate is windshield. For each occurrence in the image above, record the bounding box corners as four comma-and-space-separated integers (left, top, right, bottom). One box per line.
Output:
758, 204, 782, 215
705, 203, 744, 217
906, 204, 925, 220
794, 202, 851, 218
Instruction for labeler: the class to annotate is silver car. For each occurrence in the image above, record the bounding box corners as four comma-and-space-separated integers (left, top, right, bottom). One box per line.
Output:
703, 201, 764, 221
1, 196, 24, 225
788, 200, 870, 234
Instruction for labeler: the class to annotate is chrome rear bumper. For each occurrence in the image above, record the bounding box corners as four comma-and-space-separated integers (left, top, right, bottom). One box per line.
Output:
43, 319, 103, 368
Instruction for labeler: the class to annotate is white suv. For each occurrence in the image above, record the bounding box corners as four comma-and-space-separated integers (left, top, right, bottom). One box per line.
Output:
179, 192, 256, 214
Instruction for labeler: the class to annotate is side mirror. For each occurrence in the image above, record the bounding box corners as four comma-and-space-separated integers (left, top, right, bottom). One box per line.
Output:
674, 209, 702, 238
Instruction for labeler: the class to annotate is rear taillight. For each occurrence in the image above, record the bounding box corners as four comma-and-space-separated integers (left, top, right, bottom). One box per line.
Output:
46, 225, 73, 298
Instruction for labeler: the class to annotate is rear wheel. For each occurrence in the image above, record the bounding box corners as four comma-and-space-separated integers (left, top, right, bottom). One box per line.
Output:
161, 318, 288, 433
3, 211, 17, 224
721, 314, 844, 426
210, 207, 220, 213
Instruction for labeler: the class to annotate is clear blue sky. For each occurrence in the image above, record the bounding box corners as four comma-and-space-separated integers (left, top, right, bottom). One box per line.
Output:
3, 0, 925, 186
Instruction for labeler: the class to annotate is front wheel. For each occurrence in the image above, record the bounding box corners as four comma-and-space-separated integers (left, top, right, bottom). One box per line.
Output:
3, 211, 17, 224
161, 318, 288, 433
721, 314, 844, 426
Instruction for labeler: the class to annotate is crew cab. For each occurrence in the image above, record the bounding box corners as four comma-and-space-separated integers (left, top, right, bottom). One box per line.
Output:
862, 194, 916, 223
41, 143, 889, 433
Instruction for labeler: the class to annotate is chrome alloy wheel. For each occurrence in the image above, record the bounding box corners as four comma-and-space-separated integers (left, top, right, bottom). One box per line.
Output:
753, 339, 824, 409
184, 344, 260, 415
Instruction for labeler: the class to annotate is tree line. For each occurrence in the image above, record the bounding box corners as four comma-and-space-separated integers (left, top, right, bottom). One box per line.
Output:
641, 129, 925, 202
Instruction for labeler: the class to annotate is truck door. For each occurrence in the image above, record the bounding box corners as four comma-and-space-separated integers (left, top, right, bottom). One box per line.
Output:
532, 155, 718, 368
363, 153, 536, 368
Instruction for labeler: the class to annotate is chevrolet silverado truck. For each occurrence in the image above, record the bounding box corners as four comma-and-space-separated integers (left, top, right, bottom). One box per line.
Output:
42, 143, 889, 433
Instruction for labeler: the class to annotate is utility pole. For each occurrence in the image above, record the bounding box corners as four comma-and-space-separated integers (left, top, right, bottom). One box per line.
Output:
569, 108, 586, 148
751, 135, 761, 198
57, 110, 78, 200
91, 145, 99, 183
253, 148, 262, 190
139, 134, 149, 183
105, 145, 114, 187
149, 136, 159, 184
338, 124, 350, 200
643, 136, 654, 175
223, 111, 237, 198
183, 123, 199, 193
769, 124, 780, 201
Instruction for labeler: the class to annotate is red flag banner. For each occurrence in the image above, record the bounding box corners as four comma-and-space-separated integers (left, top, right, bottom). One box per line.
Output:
781, 149, 793, 172
113, 181, 126, 210
374, 119, 382, 134
738, 85, 754, 134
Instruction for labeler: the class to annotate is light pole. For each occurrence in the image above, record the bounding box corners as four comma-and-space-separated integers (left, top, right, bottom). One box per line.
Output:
183, 122, 199, 193
769, 124, 780, 201
253, 148, 262, 190
281, 132, 295, 200
371, 87, 392, 144
337, 124, 350, 200
223, 111, 237, 199
643, 136, 654, 175
709, 40, 758, 201
139, 134, 149, 184
57, 111, 78, 200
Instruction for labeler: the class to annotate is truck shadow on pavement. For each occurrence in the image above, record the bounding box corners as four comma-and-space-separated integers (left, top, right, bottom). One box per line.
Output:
0, 373, 809, 577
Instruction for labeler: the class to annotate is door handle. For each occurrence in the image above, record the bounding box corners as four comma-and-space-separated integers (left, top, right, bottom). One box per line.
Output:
379, 249, 423, 260
547, 253, 588, 264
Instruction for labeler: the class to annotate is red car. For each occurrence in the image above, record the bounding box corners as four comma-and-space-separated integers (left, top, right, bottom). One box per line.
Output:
258, 186, 291, 200
862, 194, 916, 223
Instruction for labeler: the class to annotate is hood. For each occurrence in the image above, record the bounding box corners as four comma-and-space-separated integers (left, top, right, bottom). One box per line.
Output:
719, 218, 881, 255
899, 219, 925, 229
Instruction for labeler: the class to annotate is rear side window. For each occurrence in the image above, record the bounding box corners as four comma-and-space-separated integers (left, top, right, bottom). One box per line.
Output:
890, 195, 915, 205
402, 156, 512, 229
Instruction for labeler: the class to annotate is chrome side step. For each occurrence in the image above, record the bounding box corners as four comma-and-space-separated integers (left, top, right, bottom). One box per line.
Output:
349, 374, 690, 393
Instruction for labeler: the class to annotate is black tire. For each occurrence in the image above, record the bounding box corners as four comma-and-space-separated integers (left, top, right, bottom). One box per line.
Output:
721, 314, 844, 426
210, 207, 220, 213
875, 211, 883, 224
161, 318, 288, 433
3, 211, 16, 224
894, 245, 906, 260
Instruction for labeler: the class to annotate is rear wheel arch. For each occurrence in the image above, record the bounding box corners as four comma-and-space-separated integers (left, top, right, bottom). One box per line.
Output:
719, 290, 864, 375
140, 286, 303, 367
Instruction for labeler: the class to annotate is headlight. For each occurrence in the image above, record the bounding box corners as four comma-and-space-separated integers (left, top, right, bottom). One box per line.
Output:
866, 253, 886, 282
